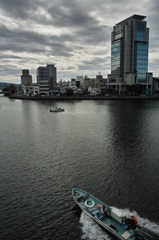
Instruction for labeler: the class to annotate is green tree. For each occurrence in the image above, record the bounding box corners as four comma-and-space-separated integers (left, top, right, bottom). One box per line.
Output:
2, 84, 16, 94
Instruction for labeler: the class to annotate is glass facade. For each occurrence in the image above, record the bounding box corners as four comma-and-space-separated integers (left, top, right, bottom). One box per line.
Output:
135, 30, 145, 41
135, 20, 146, 41
110, 15, 149, 86
114, 30, 123, 40
135, 41, 148, 82
111, 40, 121, 79
134, 19, 148, 82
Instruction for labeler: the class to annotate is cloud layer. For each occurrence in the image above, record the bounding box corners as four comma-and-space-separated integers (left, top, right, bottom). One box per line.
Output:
0, 0, 158, 83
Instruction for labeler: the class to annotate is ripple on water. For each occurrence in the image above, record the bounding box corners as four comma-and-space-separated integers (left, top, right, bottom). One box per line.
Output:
0, 99, 159, 239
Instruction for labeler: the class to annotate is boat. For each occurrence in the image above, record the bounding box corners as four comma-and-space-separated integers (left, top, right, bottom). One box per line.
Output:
50, 107, 64, 112
72, 188, 146, 240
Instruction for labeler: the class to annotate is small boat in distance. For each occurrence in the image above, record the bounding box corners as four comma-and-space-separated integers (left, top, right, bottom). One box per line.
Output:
72, 188, 146, 240
50, 107, 64, 112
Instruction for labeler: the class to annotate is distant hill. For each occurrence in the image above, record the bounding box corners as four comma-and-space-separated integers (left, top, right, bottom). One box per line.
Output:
0, 82, 20, 90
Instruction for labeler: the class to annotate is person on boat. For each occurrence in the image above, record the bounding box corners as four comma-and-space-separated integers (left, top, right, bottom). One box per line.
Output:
127, 213, 138, 229
130, 213, 138, 228
101, 206, 109, 217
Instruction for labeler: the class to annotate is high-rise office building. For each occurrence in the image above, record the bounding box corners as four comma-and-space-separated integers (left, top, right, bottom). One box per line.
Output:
36, 64, 56, 95
107, 14, 152, 94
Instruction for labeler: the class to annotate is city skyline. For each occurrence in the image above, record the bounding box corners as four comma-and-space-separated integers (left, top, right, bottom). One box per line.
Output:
0, 0, 158, 84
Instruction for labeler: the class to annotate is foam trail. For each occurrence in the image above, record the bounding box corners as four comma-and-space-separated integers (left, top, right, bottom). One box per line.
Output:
79, 208, 159, 239
118, 208, 159, 236
79, 212, 112, 240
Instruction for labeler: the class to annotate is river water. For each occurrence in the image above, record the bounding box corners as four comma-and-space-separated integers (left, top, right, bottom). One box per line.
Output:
0, 96, 159, 240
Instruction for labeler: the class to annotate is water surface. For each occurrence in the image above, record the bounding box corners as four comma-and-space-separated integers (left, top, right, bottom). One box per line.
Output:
0, 97, 159, 240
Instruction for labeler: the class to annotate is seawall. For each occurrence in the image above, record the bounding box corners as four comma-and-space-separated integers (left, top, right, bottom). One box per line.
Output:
9, 95, 159, 100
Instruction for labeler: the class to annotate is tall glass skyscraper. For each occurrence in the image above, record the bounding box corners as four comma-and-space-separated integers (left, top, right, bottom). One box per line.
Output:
108, 15, 152, 94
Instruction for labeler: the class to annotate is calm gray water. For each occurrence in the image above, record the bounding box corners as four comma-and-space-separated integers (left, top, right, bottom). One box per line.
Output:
0, 96, 159, 240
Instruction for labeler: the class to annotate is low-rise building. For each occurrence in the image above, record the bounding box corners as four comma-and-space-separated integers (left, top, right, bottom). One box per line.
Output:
76, 76, 84, 88
88, 87, 101, 95
153, 77, 159, 94
107, 72, 153, 95
50, 87, 60, 96
21, 84, 39, 96
69, 80, 77, 90
84, 74, 107, 90
49, 80, 67, 96
59, 81, 69, 88
75, 88, 83, 94
65, 87, 74, 96
33, 84, 39, 95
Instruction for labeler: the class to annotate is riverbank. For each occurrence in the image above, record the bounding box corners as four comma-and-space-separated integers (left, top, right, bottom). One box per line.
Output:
9, 95, 159, 100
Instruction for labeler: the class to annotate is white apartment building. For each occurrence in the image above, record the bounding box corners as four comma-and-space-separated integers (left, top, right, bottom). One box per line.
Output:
21, 84, 39, 96
36, 64, 56, 95
76, 76, 84, 88
69, 81, 77, 90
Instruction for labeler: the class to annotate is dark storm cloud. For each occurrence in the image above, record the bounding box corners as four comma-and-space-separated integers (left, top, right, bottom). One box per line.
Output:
0, 23, 74, 57
0, 17, 108, 60
0, 65, 20, 75
0, 0, 109, 55
0, 54, 22, 59
0, 0, 39, 19
76, 24, 111, 45
40, 0, 107, 28
0, 0, 158, 82
0, 0, 107, 29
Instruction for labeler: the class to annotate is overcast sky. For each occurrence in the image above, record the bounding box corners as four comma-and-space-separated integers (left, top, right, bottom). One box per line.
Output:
0, 0, 158, 83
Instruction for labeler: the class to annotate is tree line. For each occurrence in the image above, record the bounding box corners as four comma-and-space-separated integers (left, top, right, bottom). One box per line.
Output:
3, 84, 17, 94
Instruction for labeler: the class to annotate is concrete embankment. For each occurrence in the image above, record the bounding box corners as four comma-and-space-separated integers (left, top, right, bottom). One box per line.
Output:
9, 95, 159, 100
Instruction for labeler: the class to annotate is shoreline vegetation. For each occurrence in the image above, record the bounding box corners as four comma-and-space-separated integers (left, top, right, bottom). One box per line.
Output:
9, 95, 159, 100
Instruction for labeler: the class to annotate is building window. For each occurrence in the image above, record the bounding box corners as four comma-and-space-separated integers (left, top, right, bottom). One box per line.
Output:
134, 42, 148, 83
111, 40, 121, 78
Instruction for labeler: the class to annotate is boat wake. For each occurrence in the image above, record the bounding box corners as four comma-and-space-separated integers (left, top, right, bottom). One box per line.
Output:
79, 208, 159, 240
118, 208, 159, 237
79, 212, 112, 240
